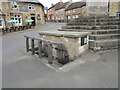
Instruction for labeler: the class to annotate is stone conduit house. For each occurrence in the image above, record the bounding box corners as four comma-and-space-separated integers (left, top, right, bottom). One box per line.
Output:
1, 0, 45, 28
39, 31, 91, 64
55, 1, 71, 22
65, 1, 86, 21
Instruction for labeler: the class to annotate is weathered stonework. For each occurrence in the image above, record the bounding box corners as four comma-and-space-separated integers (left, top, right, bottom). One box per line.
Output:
59, 16, 120, 51
39, 31, 91, 61
1, 0, 45, 28
109, 1, 120, 16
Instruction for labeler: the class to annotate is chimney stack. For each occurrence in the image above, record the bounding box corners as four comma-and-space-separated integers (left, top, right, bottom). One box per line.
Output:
51, 3, 54, 6
69, 0, 72, 3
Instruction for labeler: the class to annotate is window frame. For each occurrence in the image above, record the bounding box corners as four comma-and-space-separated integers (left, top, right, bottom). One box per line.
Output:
73, 9, 75, 12
10, 2, 18, 9
28, 3, 35, 10
68, 10, 71, 13
81, 36, 87, 46
68, 15, 71, 19
10, 14, 22, 25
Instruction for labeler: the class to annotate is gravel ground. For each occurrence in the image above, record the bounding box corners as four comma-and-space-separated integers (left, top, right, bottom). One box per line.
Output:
1, 23, 118, 88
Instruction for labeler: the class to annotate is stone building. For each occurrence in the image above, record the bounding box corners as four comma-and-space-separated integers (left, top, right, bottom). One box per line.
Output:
0, 12, 5, 29
46, 2, 63, 21
1, 0, 45, 28
86, 1, 109, 16
55, 2, 71, 22
109, 1, 120, 17
0, 0, 6, 29
65, 2, 86, 21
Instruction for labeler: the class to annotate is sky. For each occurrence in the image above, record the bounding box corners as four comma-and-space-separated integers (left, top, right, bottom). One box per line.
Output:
38, 0, 82, 8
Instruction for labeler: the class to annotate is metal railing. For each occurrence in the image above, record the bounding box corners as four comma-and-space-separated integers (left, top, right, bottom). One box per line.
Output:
25, 36, 69, 65
1, 25, 35, 35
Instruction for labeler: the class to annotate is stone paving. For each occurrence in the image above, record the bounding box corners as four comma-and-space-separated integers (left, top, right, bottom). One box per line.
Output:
1, 23, 118, 88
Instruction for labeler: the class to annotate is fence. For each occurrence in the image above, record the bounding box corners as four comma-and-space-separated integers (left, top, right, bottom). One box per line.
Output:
1, 25, 35, 35
25, 36, 69, 65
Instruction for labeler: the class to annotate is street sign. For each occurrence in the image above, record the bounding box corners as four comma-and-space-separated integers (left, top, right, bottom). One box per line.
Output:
19, 6, 28, 12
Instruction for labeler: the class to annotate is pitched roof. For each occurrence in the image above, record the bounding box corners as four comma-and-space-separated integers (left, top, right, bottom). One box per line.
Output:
56, 2, 69, 10
9, 0, 39, 3
65, 2, 86, 11
8, 0, 44, 7
48, 2, 61, 10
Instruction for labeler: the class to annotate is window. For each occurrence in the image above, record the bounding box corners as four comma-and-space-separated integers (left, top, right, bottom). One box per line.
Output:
48, 16, 50, 20
73, 15, 76, 19
52, 16, 54, 20
61, 16, 63, 19
81, 36, 87, 46
68, 16, 70, 19
73, 9, 75, 12
0, 16, 2, 26
10, 2, 18, 9
76, 15, 79, 18
10, 14, 22, 25
28, 4, 35, 10
68, 10, 70, 13
116, 12, 120, 18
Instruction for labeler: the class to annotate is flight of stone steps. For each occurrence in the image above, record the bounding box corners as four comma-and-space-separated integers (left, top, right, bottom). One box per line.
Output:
58, 16, 120, 51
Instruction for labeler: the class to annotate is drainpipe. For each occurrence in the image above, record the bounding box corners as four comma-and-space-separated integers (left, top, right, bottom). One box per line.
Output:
108, 0, 110, 15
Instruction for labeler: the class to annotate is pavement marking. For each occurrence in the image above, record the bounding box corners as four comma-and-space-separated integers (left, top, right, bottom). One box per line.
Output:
45, 63, 61, 72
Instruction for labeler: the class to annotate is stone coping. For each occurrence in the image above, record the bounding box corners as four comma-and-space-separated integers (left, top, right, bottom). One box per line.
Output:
39, 31, 91, 38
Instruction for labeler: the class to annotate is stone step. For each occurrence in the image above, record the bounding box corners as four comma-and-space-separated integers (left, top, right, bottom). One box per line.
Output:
58, 29, 120, 35
75, 18, 119, 22
62, 25, 119, 30
67, 21, 120, 26
75, 16, 117, 21
89, 39, 120, 50
89, 34, 120, 40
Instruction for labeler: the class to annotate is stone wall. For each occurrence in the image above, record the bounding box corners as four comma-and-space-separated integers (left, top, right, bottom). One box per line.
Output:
109, 2, 120, 16
1, 1, 45, 27
40, 34, 89, 61
65, 6, 87, 21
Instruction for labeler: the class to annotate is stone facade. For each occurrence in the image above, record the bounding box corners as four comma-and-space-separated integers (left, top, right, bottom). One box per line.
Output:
109, 1, 120, 16
65, 6, 87, 21
0, 14, 5, 29
86, 2, 109, 16
55, 2, 71, 22
59, 16, 120, 51
65, 2, 86, 21
39, 31, 91, 61
1, 0, 45, 28
46, 2, 63, 21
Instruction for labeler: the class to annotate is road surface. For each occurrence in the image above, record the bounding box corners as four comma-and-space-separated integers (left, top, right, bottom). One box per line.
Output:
2, 23, 118, 88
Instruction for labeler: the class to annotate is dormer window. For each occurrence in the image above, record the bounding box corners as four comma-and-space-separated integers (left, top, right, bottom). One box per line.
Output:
10, 2, 18, 9
28, 4, 35, 10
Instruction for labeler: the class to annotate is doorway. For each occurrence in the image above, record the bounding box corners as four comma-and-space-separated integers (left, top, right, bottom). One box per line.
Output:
31, 17, 36, 26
